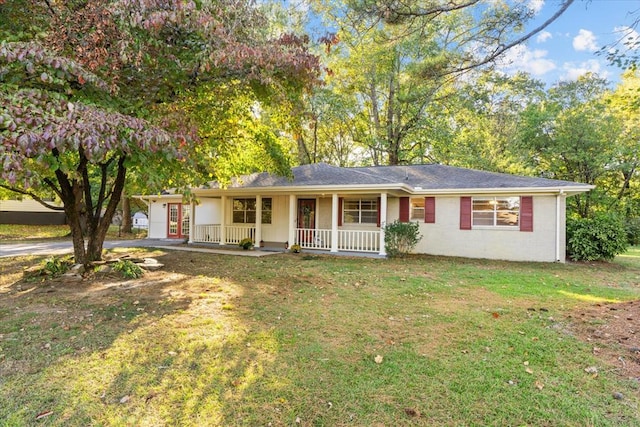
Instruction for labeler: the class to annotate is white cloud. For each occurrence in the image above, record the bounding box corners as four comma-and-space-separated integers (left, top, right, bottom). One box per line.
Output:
560, 59, 610, 81
536, 31, 552, 43
497, 44, 556, 76
528, 0, 545, 15
573, 29, 598, 52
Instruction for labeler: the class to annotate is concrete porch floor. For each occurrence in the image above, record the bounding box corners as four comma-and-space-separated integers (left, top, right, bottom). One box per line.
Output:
155, 243, 386, 258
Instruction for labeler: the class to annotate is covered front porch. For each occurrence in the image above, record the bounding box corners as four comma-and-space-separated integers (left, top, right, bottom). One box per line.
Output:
189, 193, 390, 255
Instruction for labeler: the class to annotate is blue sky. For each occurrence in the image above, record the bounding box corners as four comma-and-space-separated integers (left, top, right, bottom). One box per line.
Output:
498, 0, 640, 85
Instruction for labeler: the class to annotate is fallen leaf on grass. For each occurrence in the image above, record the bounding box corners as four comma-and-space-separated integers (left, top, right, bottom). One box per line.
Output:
525, 368, 533, 374
119, 395, 130, 404
535, 381, 544, 390
374, 355, 383, 364
492, 312, 500, 319
35, 411, 53, 420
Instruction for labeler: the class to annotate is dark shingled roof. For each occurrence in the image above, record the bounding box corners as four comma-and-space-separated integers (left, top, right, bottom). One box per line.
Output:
221, 163, 590, 191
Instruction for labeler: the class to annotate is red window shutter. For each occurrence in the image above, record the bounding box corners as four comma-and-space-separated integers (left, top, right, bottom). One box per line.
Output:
399, 197, 410, 222
460, 197, 471, 230
425, 197, 435, 223
377, 197, 382, 227
520, 196, 533, 232
338, 197, 343, 227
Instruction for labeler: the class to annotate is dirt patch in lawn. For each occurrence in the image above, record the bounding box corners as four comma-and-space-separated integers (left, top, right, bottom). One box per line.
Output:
568, 300, 640, 380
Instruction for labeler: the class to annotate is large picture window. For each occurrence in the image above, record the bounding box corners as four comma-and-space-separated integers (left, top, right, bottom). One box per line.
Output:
472, 197, 519, 227
232, 198, 272, 224
343, 198, 378, 224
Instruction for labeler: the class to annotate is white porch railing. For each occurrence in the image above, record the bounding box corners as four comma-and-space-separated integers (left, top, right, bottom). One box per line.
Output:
295, 228, 331, 250
339, 229, 380, 253
295, 228, 380, 253
192, 224, 255, 244
193, 224, 221, 243
225, 225, 256, 244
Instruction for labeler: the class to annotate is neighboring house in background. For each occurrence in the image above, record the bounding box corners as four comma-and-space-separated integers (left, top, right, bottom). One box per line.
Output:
132, 211, 149, 229
136, 163, 594, 262
0, 199, 66, 225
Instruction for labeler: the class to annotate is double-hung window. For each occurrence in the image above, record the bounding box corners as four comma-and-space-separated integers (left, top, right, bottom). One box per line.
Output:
233, 198, 272, 224
343, 198, 378, 224
472, 197, 519, 227
410, 198, 425, 221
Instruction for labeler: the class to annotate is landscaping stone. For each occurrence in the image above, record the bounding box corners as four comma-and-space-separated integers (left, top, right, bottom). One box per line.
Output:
137, 258, 164, 271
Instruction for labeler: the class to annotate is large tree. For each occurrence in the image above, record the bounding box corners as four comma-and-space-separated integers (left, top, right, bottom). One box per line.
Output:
516, 74, 624, 218
0, 0, 320, 265
301, 0, 574, 165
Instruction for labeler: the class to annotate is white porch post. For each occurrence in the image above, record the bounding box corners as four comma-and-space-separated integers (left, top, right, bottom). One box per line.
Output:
220, 195, 227, 245
379, 192, 387, 256
331, 193, 339, 252
255, 195, 262, 246
288, 195, 296, 248
188, 199, 195, 243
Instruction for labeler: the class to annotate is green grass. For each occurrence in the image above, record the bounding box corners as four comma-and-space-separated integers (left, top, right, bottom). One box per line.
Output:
0, 224, 146, 242
0, 248, 639, 426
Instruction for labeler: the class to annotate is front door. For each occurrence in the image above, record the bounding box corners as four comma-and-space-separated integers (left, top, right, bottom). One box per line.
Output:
168, 203, 190, 238
297, 199, 316, 243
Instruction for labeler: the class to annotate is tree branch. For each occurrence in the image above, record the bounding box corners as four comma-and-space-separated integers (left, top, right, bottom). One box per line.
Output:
0, 183, 65, 211
450, 0, 575, 75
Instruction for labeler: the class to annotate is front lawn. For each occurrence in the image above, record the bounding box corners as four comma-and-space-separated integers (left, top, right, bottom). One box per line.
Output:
0, 249, 639, 425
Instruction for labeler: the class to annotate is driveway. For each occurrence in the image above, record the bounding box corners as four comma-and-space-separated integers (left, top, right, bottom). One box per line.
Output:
0, 239, 184, 258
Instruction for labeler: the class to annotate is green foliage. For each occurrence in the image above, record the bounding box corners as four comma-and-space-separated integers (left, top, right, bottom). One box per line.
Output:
627, 218, 640, 246
290, 244, 302, 253
42, 256, 72, 276
567, 214, 629, 261
112, 260, 144, 279
384, 220, 422, 258
239, 237, 254, 250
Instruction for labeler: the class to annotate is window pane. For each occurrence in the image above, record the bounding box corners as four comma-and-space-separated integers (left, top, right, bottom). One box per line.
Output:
246, 199, 256, 210
343, 211, 358, 223
360, 200, 376, 211
246, 211, 256, 223
361, 211, 378, 224
345, 200, 360, 210
497, 211, 518, 226
473, 212, 494, 226
262, 211, 272, 224
233, 199, 245, 210
262, 198, 272, 210
473, 199, 493, 211
496, 198, 519, 211
232, 211, 245, 223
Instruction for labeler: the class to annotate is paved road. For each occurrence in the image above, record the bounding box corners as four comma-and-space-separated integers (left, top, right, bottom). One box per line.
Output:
0, 239, 183, 258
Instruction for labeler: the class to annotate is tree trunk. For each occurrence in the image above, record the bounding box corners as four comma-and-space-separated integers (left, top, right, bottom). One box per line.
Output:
85, 156, 128, 263
121, 192, 132, 233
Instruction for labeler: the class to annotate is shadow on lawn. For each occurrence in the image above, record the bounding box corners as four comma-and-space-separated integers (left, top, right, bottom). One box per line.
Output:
0, 250, 296, 425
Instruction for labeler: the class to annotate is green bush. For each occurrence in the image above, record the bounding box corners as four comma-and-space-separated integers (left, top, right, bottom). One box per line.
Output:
566, 214, 629, 261
384, 220, 422, 258
239, 237, 254, 250
112, 259, 144, 279
626, 217, 640, 246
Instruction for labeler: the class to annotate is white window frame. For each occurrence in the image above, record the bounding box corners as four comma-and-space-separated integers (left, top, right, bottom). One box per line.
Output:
410, 198, 425, 221
472, 196, 520, 228
343, 198, 378, 225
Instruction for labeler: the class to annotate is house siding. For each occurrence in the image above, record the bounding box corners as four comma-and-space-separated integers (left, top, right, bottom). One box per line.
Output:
0, 199, 66, 225
148, 201, 168, 239
414, 195, 562, 262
